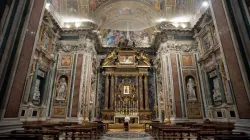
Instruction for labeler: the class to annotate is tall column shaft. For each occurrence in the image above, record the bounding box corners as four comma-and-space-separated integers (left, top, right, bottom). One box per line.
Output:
110, 75, 115, 110
139, 75, 144, 110
104, 75, 109, 110
144, 75, 149, 110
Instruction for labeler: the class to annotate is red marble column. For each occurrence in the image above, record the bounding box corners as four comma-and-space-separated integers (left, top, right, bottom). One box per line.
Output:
210, 0, 250, 118
170, 54, 182, 118
71, 54, 83, 117
4, 0, 45, 118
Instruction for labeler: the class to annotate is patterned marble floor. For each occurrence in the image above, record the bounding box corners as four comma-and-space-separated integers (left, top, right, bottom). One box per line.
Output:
100, 132, 154, 140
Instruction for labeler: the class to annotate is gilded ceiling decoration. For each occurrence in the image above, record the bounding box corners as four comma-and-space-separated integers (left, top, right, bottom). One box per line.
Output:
47, 0, 206, 31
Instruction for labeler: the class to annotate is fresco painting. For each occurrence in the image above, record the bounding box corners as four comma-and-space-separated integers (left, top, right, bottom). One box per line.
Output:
146, 0, 165, 11
67, 0, 78, 15
119, 7, 134, 15
90, 0, 109, 12
102, 29, 151, 47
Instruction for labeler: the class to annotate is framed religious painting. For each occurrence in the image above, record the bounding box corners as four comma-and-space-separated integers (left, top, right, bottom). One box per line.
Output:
119, 55, 135, 65
42, 33, 50, 50
60, 55, 73, 67
123, 85, 130, 94
182, 54, 194, 67
202, 34, 211, 52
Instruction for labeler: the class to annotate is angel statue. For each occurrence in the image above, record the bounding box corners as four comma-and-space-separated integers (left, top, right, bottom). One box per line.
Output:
136, 51, 151, 65
103, 50, 118, 66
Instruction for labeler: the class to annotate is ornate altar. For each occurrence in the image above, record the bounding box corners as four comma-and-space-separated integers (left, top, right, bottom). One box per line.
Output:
101, 41, 152, 123
116, 79, 137, 115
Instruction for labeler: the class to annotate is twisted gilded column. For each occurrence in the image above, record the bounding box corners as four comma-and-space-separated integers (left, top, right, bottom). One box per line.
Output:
144, 75, 149, 110
104, 75, 109, 110
110, 75, 115, 110
139, 75, 144, 110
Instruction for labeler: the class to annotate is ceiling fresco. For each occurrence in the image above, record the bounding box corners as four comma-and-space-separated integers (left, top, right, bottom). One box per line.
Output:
100, 28, 154, 47
47, 0, 206, 31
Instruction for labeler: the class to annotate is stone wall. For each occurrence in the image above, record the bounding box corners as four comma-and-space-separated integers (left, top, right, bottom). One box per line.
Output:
154, 31, 203, 122
194, 8, 237, 122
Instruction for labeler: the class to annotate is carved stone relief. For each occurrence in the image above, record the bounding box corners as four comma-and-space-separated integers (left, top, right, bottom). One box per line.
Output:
56, 40, 97, 56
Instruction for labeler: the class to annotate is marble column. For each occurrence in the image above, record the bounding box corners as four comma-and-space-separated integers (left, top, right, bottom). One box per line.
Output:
110, 75, 115, 110
104, 75, 109, 110
144, 75, 149, 110
139, 75, 144, 110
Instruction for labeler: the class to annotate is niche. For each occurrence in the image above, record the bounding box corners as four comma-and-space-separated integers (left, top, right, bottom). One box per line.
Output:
185, 76, 197, 101
208, 70, 222, 106
55, 75, 68, 101
32, 70, 46, 105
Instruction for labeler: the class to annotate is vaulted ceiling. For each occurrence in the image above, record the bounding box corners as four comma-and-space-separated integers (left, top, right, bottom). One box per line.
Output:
48, 0, 207, 31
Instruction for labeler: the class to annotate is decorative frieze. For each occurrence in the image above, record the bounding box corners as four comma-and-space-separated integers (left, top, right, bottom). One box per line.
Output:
56, 41, 97, 55
157, 42, 198, 55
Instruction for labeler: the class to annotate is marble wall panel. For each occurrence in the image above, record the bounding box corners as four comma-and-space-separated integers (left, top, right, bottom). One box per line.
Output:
211, 0, 250, 118
60, 55, 73, 68
71, 54, 83, 117
170, 54, 182, 118
4, 0, 45, 118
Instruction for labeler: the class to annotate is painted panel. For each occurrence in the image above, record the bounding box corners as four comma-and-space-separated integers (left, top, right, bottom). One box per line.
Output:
101, 29, 152, 47
182, 70, 202, 119
182, 54, 194, 67
60, 55, 73, 68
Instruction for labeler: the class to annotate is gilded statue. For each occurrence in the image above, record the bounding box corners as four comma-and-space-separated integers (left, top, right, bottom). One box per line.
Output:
136, 51, 151, 65
103, 50, 118, 66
